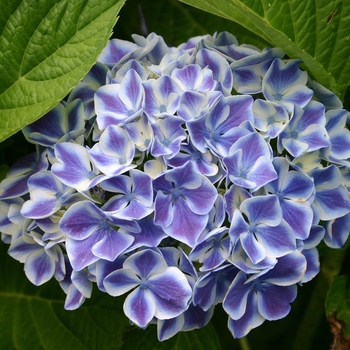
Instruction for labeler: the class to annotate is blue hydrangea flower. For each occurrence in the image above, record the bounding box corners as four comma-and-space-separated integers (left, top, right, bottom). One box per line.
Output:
100, 169, 154, 220
89, 125, 136, 177
190, 228, 231, 271
308, 165, 350, 222
187, 94, 254, 157
150, 116, 186, 159
59, 256, 93, 310
262, 59, 313, 113
231, 47, 285, 94
277, 101, 330, 157
166, 141, 219, 177
324, 213, 350, 248
22, 100, 85, 147
20, 171, 77, 219
157, 303, 214, 341
264, 157, 314, 240
193, 264, 238, 311
59, 201, 138, 270
253, 99, 289, 139
8, 229, 65, 286
322, 109, 350, 162
153, 162, 217, 247
95, 69, 144, 129
142, 75, 182, 122
0, 150, 48, 199
171, 64, 216, 93
229, 195, 296, 264
195, 48, 233, 95
177, 90, 221, 122
103, 249, 192, 328
0, 197, 25, 243
67, 62, 110, 120
52, 142, 107, 192
124, 114, 153, 152
223, 251, 306, 338
223, 132, 277, 191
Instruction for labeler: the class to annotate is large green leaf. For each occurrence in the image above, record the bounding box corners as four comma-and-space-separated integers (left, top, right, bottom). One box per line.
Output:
0, 0, 125, 143
325, 275, 350, 340
114, 0, 270, 49
0, 241, 129, 350
178, 0, 350, 99
120, 321, 223, 350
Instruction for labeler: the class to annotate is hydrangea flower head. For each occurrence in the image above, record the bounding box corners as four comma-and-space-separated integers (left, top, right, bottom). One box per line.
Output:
2, 30, 350, 343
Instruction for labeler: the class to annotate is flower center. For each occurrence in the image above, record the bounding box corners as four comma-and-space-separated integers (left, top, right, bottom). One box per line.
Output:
139, 279, 149, 290
290, 130, 298, 139
274, 93, 283, 101
172, 188, 181, 199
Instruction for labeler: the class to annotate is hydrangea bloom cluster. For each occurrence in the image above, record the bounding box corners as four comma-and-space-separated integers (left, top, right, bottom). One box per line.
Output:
1, 31, 350, 340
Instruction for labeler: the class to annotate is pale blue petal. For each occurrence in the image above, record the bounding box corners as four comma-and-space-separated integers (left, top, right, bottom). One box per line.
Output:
123, 249, 167, 279
301, 248, 320, 283
164, 197, 208, 247
148, 266, 192, 319
261, 251, 306, 286
91, 229, 134, 261
280, 200, 313, 240
255, 221, 296, 258
24, 249, 55, 286
103, 268, 140, 296
223, 271, 251, 320
257, 284, 297, 320
59, 201, 102, 240
124, 287, 156, 328
240, 195, 281, 226
227, 292, 265, 338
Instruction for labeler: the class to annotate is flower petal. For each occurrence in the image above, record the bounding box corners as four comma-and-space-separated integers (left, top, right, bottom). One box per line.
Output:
124, 287, 156, 328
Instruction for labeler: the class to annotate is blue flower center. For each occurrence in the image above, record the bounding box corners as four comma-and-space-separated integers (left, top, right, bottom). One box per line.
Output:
119, 157, 126, 164
249, 224, 257, 234
139, 279, 149, 290
124, 192, 133, 201
213, 238, 222, 248
172, 188, 181, 200
267, 116, 275, 124
290, 130, 298, 139
55, 191, 63, 199
100, 221, 110, 230
239, 170, 248, 179
274, 93, 283, 101
159, 104, 167, 113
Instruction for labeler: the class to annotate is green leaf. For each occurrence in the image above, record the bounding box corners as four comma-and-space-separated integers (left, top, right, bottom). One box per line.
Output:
0, 0, 125, 143
120, 321, 223, 350
178, 0, 350, 99
325, 275, 350, 340
114, 0, 270, 49
0, 242, 130, 350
